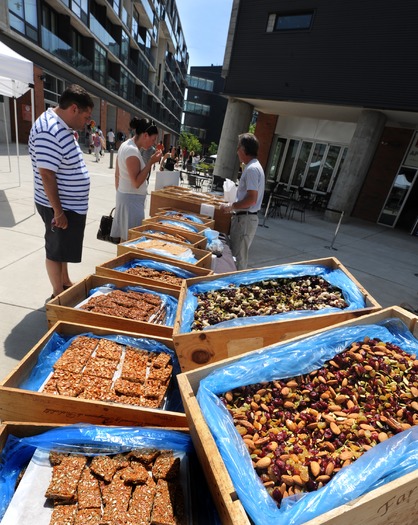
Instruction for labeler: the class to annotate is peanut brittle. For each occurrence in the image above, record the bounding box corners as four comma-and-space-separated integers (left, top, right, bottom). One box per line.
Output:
83, 356, 118, 379
151, 479, 186, 525
77, 467, 102, 509
151, 352, 172, 369
50, 502, 77, 525
45, 455, 87, 501
114, 378, 143, 397
90, 455, 120, 482
74, 508, 101, 525
128, 477, 156, 524
95, 339, 123, 361
152, 451, 180, 481
120, 462, 149, 484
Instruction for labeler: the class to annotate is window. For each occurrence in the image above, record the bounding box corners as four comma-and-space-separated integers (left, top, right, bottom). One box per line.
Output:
268, 137, 347, 194
186, 75, 214, 92
8, 0, 38, 40
267, 12, 314, 32
184, 101, 210, 116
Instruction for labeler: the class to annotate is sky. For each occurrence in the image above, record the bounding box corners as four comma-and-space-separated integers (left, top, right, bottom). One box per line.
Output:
175, 0, 234, 69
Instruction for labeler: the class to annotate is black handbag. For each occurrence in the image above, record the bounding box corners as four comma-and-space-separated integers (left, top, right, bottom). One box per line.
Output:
97, 207, 119, 243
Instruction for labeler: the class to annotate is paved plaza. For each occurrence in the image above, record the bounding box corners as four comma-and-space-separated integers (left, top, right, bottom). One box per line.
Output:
0, 143, 417, 379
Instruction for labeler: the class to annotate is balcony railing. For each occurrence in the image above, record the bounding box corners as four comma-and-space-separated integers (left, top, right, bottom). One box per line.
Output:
41, 27, 93, 76
90, 14, 120, 58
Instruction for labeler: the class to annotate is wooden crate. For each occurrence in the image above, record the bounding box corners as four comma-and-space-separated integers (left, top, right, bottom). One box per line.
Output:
128, 222, 208, 249
96, 251, 213, 291
177, 306, 418, 525
0, 422, 220, 525
46, 274, 180, 337
0, 321, 187, 427
118, 234, 212, 269
142, 215, 210, 234
173, 257, 381, 371
149, 188, 231, 234
153, 207, 216, 228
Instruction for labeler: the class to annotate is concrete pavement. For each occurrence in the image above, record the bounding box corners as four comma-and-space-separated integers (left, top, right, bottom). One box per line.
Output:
1, 143, 417, 381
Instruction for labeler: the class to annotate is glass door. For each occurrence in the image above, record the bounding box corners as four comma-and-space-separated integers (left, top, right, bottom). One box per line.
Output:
378, 167, 418, 226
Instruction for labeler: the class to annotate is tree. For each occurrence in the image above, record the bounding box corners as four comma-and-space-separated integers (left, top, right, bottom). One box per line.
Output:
179, 132, 202, 154
208, 142, 218, 155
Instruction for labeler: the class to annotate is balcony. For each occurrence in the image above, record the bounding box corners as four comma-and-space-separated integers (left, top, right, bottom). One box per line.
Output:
90, 15, 120, 58
41, 27, 93, 77
133, 0, 154, 29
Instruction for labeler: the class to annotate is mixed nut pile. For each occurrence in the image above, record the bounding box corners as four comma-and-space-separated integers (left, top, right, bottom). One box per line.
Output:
193, 276, 348, 330
220, 337, 418, 507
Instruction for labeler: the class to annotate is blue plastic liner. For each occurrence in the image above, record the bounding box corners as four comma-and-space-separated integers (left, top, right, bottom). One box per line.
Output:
180, 264, 366, 332
196, 318, 418, 525
0, 425, 192, 520
141, 229, 192, 244
18, 331, 184, 412
158, 219, 199, 233
122, 237, 197, 263
161, 210, 204, 224
81, 283, 178, 325
112, 258, 196, 279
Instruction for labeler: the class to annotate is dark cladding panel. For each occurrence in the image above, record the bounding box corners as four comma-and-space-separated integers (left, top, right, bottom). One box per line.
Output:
224, 0, 418, 112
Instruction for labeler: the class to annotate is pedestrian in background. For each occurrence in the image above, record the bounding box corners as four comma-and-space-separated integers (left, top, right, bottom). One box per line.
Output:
222, 133, 265, 270
107, 128, 115, 150
29, 84, 94, 298
110, 117, 162, 242
93, 132, 101, 162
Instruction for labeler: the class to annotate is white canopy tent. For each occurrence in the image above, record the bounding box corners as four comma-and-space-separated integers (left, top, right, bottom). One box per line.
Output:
0, 41, 34, 186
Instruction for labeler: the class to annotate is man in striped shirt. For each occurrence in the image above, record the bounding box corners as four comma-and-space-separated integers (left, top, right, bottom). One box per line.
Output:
29, 84, 94, 299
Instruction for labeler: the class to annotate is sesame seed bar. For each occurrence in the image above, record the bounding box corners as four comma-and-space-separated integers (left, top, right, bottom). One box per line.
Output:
45, 455, 87, 501
152, 452, 180, 481
77, 467, 102, 509
49, 502, 77, 525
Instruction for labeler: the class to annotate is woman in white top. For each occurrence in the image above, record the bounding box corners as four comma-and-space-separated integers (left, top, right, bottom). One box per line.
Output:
110, 117, 162, 241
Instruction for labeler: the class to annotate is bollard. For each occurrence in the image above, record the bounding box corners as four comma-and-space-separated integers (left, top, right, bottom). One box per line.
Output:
109, 148, 114, 169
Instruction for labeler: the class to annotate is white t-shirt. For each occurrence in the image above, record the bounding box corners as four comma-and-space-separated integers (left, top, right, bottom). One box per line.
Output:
236, 158, 265, 212
117, 138, 147, 195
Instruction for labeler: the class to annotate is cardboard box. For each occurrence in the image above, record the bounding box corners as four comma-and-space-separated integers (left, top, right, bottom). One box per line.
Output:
0, 321, 187, 427
173, 257, 381, 371
177, 306, 418, 525
149, 188, 231, 234
46, 274, 180, 337
153, 207, 216, 228
96, 251, 213, 291
118, 235, 212, 269
128, 222, 208, 249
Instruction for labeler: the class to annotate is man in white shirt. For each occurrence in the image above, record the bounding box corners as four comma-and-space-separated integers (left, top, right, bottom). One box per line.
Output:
223, 133, 265, 270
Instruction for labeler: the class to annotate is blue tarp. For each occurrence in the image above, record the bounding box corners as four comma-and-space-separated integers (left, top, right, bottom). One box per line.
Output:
196, 318, 418, 525
180, 264, 366, 332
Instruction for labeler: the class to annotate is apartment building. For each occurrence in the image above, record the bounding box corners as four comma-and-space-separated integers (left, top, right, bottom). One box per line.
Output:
217, 0, 418, 232
183, 65, 228, 154
0, 0, 188, 148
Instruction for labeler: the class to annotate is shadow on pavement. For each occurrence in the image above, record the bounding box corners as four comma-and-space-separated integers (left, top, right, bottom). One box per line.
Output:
4, 308, 49, 362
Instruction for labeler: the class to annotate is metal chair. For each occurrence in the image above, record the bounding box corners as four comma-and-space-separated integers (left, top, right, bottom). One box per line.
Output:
288, 198, 308, 222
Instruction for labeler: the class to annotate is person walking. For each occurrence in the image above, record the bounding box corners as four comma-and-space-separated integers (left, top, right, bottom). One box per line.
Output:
29, 84, 94, 299
93, 132, 101, 162
109, 117, 162, 242
107, 128, 115, 150
222, 133, 265, 270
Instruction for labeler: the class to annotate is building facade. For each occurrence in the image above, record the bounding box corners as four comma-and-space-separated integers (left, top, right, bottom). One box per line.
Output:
0, 0, 188, 148
217, 0, 418, 232
183, 65, 228, 154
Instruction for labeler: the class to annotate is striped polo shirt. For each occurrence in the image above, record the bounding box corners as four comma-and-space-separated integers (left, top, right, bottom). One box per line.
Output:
29, 107, 90, 214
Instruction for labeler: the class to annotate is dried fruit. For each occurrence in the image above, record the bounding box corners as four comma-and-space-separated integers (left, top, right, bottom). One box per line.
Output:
220, 337, 418, 508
